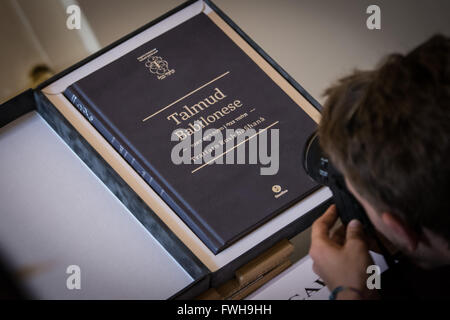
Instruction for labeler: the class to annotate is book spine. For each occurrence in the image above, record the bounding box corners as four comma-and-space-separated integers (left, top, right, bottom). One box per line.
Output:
64, 86, 167, 194
63, 86, 222, 253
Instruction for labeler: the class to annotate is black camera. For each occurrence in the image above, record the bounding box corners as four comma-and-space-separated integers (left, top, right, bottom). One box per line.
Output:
303, 131, 371, 229
303, 131, 397, 267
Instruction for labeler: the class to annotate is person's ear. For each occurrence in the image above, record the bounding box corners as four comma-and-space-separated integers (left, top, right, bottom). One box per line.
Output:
381, 212, 418, 252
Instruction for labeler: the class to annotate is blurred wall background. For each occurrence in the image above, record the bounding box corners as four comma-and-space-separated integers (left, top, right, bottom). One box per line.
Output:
1, 0, 449, 104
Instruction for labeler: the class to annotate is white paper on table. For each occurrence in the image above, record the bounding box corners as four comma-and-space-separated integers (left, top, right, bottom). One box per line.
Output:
248, 252, 388, 300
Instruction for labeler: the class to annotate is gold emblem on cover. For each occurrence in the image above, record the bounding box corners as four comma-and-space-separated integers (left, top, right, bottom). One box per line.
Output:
272, 185, 282, 193
137, 48, 175, 80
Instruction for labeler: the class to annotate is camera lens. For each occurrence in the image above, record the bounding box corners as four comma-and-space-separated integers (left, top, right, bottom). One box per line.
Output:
303, 132, 330, 186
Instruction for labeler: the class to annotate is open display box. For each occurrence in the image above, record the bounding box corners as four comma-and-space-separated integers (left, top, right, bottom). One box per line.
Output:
0, 0, 332, 299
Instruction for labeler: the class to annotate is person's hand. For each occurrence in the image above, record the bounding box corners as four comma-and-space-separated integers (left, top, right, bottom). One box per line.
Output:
309, 205, 378, 299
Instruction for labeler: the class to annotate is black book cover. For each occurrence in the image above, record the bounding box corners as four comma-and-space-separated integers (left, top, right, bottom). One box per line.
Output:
64, 13, 318, 254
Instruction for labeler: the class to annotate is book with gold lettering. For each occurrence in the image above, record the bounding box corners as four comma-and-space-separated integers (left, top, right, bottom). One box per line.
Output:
64, 12, 318, 254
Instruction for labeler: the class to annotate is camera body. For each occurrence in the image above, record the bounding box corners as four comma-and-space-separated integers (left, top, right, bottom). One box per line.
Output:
303, 132, 371, 228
